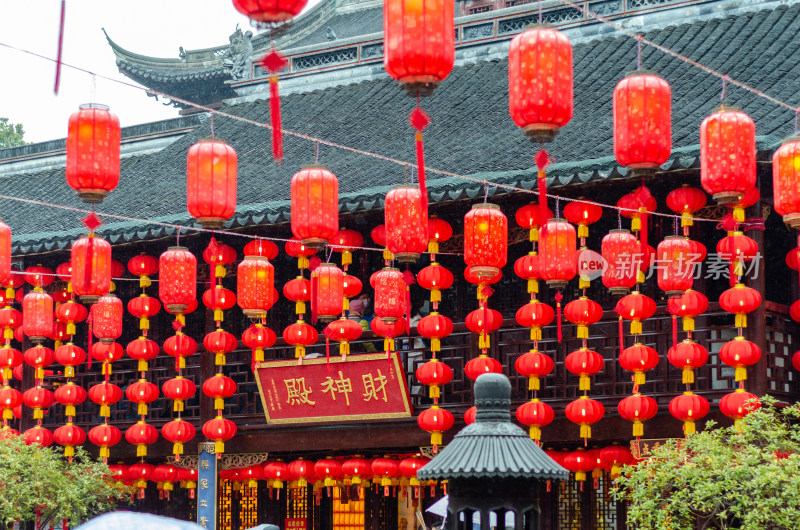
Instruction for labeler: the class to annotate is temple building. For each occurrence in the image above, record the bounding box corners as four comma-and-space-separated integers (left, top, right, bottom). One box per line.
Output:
1, 0, 799, 527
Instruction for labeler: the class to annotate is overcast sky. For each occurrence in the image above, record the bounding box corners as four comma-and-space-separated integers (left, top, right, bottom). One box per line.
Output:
0, 1, 320, 144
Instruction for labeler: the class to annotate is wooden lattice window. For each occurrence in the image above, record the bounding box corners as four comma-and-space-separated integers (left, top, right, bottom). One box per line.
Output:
468, 4, 493, 14
333, 486, 365, 529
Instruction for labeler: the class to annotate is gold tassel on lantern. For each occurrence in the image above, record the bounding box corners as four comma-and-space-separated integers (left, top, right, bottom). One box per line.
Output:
575, 471, 587, 482
137, 444, 147, 457
64, 446, 75, 458
431, 338, 440, 352
733, 207, 745, 223
428, 241, 439, 254
215, 440, 224, 453
430, 432, 442, 447
429, 384, 440, 399
580, 424, 591, 439
214, 398, 225, 410
139, 276, 151, 288
681, 212, 693, 227
530, 328, 541, 341
2, 368, 9, 380
682, 316, 695, 332
254, 348, 264, 362
579, 276, 590, 289
100, 447, 110, 458
215, 265, 227, 278
176, 314, 185, 327
295, 345, 305, 359
100, 405, 110, 417
66, 323, 76, 335
530, 227, 539, 242
735, 313, 747, 328
342, 251, 352, 267
578, 224, 588, 239
529, 376, 540, 391
215, 354, 226, 366
530, 425, 541, 441
382, 249, 393, 262
298, 256, 309, 269
33, 408, 43, 420
577, 324, 588, 340
339, 342, 350, 356
214, 309, 224, 323
65, 366, 75, 378
734, 259, 744, 278
735, 366, 748, 382
634, 372, 646, 386
579, 375, 590, 392
139, 317, 150, 330
684, 420, 696, 435
295, 302, 305, 315
383, 338, 394, 352
137, 403, 148, 416
137, 360, 148, 372
2, 409, 11, 420
65, 404, 75, 417
631, 320, 642, 335
631, 215, 641, 232
527, 279, 538, 294
632, 420, 643, 438
173, 399, 184, 412
431, 289, 441, 303
682, 368, 694, 384
343, 298, 349, 311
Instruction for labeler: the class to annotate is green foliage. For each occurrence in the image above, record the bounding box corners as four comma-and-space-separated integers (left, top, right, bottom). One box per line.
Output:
0, 117, 27, 149
0, 434, 132, 526
614, 397, 800, 529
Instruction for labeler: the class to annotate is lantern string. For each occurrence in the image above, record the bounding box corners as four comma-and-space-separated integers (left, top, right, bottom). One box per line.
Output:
483, 180, 489, 204
314, 140, 320, 164
720, 76, 729, 106
636, 35, 642, 70
210, 113, 215, 139
617, 210, 622, 230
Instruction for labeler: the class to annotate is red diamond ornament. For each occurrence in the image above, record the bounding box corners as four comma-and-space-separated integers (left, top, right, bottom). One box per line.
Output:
409, 108, 431, 132
534, 149, 550, 171
83, 213, 102, 231
260, 50, 288, 74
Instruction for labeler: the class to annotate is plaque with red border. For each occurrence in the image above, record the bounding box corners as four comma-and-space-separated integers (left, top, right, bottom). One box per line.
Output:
255, 352, 412, 424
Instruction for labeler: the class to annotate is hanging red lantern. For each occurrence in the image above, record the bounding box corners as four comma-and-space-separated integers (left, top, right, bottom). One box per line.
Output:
127, 295, 160, 332
514, 252, 541, 295
125, 421, 159, 457
515, 301, 554, 341
127, 253, 159, 287
667, 340, 709, 384
564, 297, 603, 339
656, 236, 695, 297
312, 263, 344, 323
324, 319, 363, 357
203, 240, 237, 272
464, 356, 503, 380
539, 219, 576, 288
464, 267, 502, 286
152, 464, 180, 499
515, 203, 553, 242
370, 317, 407, 353
417, 406, 454, 451
508, 25, 572, 141
161, 419, 196, 461
463, 204, 508, 280
287, 459, 315, 490
66, 103, 120, 203
331, 229, 363, 269
54, 343, 86, 378
618, 393, 658, 438
162, 376, 197, 413
666, 185, 707, 228
91, 294, 123, 343
89, 342, 123, 365
159, 246, 197, 316
203, 374, 238, 412
385, 186, 428, 263
291, 165, 339, 249
242, 240, 278, 261
416, 359, 453, 399
599, 445, 634, 478
427, 217, 453, 255
236, 255, 275, 320
417, 264, 454, 305
515, 350, 553, 391
128, 462, 154, 497
283, 321, 318, 359
615, 292, 656, 335
464, 406, 477, 425
613, 71, 671, 171
565, 348, 604, 391
126, 337, 159, 372
667, 289, 708, 332
23, 426, 53, 447
341, 457, 370, 486
54, 301, 87, 338
54, 382, 86, 419
0, 385, 21, 420
374, 268, 406, 323
342, 275, 362, 300
71, 234, 111, 303
416, 313, 453, 354
399, 456, 429, 494
22, 289, 53, 343
717, 232, 758, 277
565, 396, 604, 441
22, 387, 54, 420
53, 423, 86, 460
773, 137, 800, 227
87, 423, 121, 461
232, 0, 308, 23
284, 277, 311, 316
204, 330, 238, 366
719, 284, 762, 328
0, 346, 21, 380
564, 200, 602, 239
0, 221, 10, 288
719, 336, 761, 382
669, 391, 709, 435
88, 382, 122, 417
700, 107, 756, 209
186, 138, 237, 229
601, 229, 640, 294
515, 398, 554, 441
313, 458, 342, 489
619, 343, 659, 386
23, 346, 54, 379
163, 333, 197, 370
383, 0, 454, 93
719, 389, 760, 427
126, 379, 159, 416
242, 323, 276, 363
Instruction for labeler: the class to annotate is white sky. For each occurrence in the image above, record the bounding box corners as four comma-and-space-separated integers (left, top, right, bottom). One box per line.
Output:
0, 1, 319, 144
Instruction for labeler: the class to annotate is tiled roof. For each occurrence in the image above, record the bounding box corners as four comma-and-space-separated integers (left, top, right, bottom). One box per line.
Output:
287, 6, 384, 49
3, 4, 799, 254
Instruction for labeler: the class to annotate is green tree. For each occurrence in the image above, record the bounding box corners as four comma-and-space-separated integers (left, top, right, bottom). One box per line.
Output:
614, 397, 800, 529
0, 434, 132, 526
0, 117, 27, 149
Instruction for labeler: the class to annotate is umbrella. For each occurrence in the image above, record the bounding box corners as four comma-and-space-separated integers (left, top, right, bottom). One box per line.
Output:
75, 512, 204, 530
425, 496, 516, 527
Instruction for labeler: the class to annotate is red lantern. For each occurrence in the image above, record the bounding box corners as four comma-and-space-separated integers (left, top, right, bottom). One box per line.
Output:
314, 458, 342, 489
0, 385, 21, 420
667, 340, 709, 384
515, 301, 554, 341
700, 107, 756, 207
463, 204, 508, 280
514, 252, 541, 295
236, 256, 274, 319
515, 203, 553, 242
427, 217, 453, 254
464, 355, 502, 380
669, 391, 710, 435
125, 421, 158, 457
242, 240, 278, 261
331, 229, 363, 269
564, 200, 602, 239
53, 423, 86, 459
91, 294, 122, 343
515, 350, 553, 391
773, 137, 800, 227
325, 318, 363, 357
618, 393, 658, 438
417, 406, 454, 451
162, 418, 196, 460
717, 232, 758, 277
202, 374, 237, 412
417, 264, 454, 305
656, 236, 695, 296
66, 103, 120, 203
508, 25, 572, 140
619, 343, 659, 386
565, 348, 604, 391
90, 343, 122, 365
88, 382, 122, 417
71, 234, 111, 302
719, 389, 760, 426
282, 321, 318, 359
564, 297, 602, 339
599, 445, 634, 478
128, 462, 154, 495
0, 221, 10, 288
204, 330, 238, 366
719, 284, 762, 328
22, 386, 54, 420
187, 138, 237, 228
539, 219, 576, 288
719, 336, 761, 382
232, 0, 308, 23
416, 313, 453, 354
370, 317, 407, 352
127, 295, 160, 331
88, 423, 121, 460
615, 292, 656, 335
284, 277, 311, 313
399, 456, 429, 491
464, 406, 477, 425
383, 0, 454, 93
312, 263, 344, 323
126, 379, 159, 416
242, 323, 277, 355
54, 382, 87, 419
613, 71, 671, 170
342, 275, 362, 300
563, 449, 597, 483
152, 464, 180, 497
515, 398, 554, 441
159, 246, 197, 315
287, 459, 315, 489
162, 376, 197, 413
291, 165, 339, 249
374, 268, 406, 323
264, 460, 289, 490
416, 359, 453, 399
0, 346, 21, 380
341, 457, 370, 486
666, 185, 707, 227
464, 267, 502, 286
54, 343, 86, 378
668, 289, 708, 332
163, 333, 197, 370
126, 337, 159, 372
127, 253, 159, 284
385, 186, 428, 263
565, 396, 604, 440
22, 289, 53, 343
601, 229, 640, 294
23, 426, 53, 447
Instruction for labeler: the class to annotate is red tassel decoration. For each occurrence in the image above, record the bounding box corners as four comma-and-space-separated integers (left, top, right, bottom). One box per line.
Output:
260, 50, 289, 163
54, 0, 66, 94
535, 150, 550, 221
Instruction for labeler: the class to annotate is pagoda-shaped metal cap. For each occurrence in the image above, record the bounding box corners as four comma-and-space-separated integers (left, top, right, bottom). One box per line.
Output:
417, 373, 568, 482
